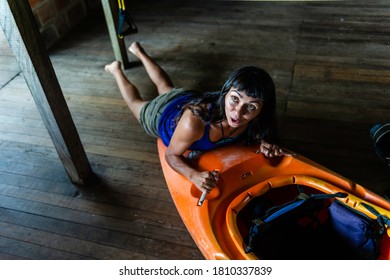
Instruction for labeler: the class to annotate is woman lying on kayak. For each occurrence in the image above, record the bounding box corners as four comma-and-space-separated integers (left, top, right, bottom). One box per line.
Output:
105, 42, 291, 194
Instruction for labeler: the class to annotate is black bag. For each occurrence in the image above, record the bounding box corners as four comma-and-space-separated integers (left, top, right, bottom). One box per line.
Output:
370, 123, 390, 167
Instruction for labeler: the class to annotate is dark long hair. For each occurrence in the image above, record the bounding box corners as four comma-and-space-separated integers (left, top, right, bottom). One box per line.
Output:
179, 66, 277, 144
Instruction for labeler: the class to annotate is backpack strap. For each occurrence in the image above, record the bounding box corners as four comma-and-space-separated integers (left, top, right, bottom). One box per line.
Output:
261, 192, 347, 223
361, 202, 390, 235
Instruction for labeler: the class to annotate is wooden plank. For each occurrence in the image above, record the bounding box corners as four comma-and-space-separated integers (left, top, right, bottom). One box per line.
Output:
0, 251, 25, 260
287, 1, 390, 123
101, 0, 130, 69
0, 220, 149, 259
285, 98, 390, 124
0, 189, 202, 259
0, 157, 169, 201
0, 236, 90, 259
278, 116, 390, 196
0, 208, 201, 259
0, 120, 157, 154
0, 0, 92, 185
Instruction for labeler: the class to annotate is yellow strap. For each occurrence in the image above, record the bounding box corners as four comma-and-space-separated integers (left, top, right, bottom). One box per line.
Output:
118, 0, 125, 10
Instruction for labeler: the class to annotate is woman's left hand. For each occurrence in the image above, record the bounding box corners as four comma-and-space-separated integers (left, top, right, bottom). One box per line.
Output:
258, 140, 295, 157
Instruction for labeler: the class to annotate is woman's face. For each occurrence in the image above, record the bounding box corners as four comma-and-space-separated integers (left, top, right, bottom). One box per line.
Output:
224, 87, 262, 128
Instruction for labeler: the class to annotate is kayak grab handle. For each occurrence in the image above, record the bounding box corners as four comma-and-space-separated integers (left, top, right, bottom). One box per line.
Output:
197, 191, 207, 206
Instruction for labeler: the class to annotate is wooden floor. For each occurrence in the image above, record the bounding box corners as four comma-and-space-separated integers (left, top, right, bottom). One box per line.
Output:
0, 0, 389, 259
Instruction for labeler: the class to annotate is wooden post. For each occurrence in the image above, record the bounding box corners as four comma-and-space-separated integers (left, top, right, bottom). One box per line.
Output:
0, 0, 92, 185
101, 0, 130, 69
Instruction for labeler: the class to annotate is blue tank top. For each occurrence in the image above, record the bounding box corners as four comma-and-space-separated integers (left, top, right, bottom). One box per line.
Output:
158, 94, 237, 151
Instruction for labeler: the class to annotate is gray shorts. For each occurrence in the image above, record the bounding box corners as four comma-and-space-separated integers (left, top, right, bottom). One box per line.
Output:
139, 87, 187, 137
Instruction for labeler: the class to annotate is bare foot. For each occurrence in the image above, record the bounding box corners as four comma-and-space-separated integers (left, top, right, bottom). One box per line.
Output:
104, 61, 121, 74
128, 42, 144, 58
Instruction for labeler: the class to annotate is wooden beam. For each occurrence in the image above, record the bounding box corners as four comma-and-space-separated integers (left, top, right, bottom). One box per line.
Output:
0, 0, 92, 185
101, 0, 130, 69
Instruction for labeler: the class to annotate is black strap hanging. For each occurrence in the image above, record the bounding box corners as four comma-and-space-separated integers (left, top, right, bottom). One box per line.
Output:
117, 0, 138, 38
361, 202, 390, 235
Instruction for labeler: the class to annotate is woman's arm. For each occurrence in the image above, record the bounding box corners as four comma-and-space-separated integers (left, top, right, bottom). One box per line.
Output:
165, 110, 218, 193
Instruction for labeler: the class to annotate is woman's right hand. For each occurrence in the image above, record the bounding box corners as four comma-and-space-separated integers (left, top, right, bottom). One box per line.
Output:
190, 170, 219, 193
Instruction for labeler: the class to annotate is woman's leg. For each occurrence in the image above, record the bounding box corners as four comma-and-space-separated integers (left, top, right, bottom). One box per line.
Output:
104, 61, 146, 122
129, 42, 174, 95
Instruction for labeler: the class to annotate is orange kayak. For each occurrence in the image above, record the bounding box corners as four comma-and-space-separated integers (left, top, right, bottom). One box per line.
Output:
157, 139, 390, 260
